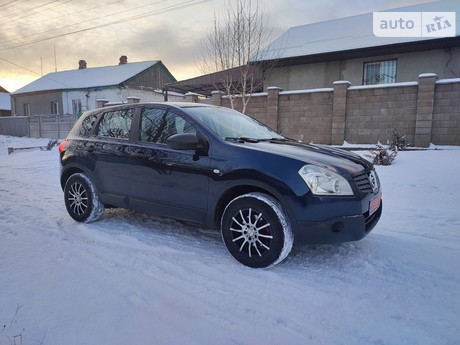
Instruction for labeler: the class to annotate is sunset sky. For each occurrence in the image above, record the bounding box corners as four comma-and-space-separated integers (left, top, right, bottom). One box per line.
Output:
0, 0, 433, 92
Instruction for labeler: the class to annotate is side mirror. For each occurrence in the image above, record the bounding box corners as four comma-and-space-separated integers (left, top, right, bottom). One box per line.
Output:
166, 133, 204, 151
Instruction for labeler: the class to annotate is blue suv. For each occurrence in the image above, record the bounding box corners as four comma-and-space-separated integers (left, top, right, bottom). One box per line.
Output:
59, 103, 382, 268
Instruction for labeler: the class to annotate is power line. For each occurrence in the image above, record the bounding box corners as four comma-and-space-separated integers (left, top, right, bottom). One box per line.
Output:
0, 56, 40, 76
0, 0, 214, 77
1, 0, 72, 24
0, 0, 168, 45
0, 0, 52, 20
0, 0, 121, 25
0, 0, 213, 50
2, 0, 123, 31
0, 0, 26, 9
0, 55, 85, 90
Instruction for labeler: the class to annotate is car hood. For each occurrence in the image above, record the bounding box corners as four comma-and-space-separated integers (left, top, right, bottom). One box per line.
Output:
240, 140, 372, 175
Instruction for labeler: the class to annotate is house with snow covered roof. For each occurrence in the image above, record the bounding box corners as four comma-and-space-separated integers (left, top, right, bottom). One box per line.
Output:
254, 0, 460, 90
0, 86, 11, 116
11, 56, 179, 117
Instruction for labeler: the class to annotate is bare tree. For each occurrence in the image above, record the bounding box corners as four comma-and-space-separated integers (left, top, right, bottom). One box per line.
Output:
198, 0, 277, 113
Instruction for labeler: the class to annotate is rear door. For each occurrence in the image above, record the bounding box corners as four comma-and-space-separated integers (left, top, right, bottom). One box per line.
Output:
129, 106, 212, 224
90, 107, 137, 207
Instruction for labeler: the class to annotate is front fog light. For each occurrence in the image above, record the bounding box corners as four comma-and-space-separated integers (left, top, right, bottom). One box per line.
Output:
299, 165, 353, 196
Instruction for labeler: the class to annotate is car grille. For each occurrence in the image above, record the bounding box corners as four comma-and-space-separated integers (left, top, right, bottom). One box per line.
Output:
353, 172, 373, 194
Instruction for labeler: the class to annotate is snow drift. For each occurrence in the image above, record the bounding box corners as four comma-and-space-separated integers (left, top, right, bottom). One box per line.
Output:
0, 136, 459, 345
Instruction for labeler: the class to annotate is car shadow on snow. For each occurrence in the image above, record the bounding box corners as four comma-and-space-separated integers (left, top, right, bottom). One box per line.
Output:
83, 208, 386, 272
97, 208, 224, 246
281, 236, 392, 279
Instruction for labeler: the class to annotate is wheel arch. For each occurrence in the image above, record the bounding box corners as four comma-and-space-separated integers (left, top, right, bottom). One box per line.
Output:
210, 178, 295, 231
220, 190, 295, 268
60, 165, 92, 191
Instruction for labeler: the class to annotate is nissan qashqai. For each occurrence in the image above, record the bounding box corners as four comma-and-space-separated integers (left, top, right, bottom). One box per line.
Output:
59, 103, 382, 268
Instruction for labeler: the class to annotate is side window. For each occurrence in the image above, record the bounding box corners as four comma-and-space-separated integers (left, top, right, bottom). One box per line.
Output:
363, 59, 397, 85
24, 103, 31, 116
72, 99, 82, 117
97, 109, 134, 139
139, 108, 195, 144
78, 113, 99, 137
51, 101, 59, 115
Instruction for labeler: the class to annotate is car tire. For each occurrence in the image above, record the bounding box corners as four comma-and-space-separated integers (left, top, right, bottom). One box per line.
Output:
221, 192, 294, 268
64, 173, 105, 223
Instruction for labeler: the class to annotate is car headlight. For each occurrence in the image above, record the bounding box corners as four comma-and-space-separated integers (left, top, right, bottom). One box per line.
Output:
298, 165, 354, 196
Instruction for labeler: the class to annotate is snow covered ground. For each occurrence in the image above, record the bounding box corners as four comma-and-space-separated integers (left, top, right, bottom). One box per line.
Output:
0, 135, 459, 345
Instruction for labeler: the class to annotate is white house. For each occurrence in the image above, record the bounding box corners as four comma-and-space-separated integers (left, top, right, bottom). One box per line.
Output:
11, 56, 183, 117
0, 86, 11, 116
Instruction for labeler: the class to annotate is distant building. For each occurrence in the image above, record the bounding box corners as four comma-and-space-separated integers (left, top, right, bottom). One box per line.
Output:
11, 56, 180, 116
165, 65, 263, 97
0, 86, 11, 116
253, 0, 460, 90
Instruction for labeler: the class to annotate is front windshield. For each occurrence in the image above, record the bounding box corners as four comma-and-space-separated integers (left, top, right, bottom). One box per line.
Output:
185, 106, 285, 141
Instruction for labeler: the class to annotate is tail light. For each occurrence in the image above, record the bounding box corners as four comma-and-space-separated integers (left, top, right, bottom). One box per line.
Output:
58, 140, 69, 154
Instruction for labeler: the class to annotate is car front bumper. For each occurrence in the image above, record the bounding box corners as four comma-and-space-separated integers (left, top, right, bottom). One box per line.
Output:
295, 201, 382, 245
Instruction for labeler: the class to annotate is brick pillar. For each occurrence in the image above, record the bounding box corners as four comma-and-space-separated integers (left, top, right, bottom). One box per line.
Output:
331, 81, 350, 145
267, 86, 282, 131
414, 73, 437, 148
96, 99, 109, 108
127, 96, 140, 104
185, 92, 199, 103
211, 91, 222, 106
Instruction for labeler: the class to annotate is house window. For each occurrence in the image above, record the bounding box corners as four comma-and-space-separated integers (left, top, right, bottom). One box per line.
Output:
24, 103, 31, 116
72, 99, 82, 117
51, 101, 59, 115
363, 60, 397, 85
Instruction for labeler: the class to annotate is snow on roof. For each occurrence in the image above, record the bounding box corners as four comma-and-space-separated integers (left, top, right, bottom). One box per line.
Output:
0, 92, 11, 110
254, 0, 460, 61
12, 60, 160, 95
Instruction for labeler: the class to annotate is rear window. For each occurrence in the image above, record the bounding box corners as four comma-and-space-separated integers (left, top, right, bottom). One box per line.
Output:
68, 111, 99, 137
97, 109, 134, 139
78, 113, 99, 137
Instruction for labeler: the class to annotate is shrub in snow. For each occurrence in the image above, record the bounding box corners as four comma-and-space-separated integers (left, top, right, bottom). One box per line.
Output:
1, 305, 27, 345
388, 129, 408, 151
369, 142, 397, 166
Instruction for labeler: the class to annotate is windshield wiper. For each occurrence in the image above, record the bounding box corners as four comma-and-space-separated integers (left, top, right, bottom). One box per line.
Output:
225, 137, 261, 143
259, 137, 291, 142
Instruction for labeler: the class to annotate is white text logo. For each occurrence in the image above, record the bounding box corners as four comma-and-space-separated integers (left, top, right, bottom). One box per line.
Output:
373, 12, 456, 37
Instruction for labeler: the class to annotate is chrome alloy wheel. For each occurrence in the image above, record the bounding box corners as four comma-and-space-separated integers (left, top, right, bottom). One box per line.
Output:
230, 208, 274, 258
64, 173, 104, 223
67, 181, 89, 216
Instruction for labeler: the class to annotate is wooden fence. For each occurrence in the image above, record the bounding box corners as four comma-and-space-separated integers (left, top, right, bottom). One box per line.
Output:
0, 114, 77, 139
0, 116, 29, 137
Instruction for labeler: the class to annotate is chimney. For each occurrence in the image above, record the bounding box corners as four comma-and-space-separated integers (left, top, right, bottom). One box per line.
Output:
119, 55, 128, 65
78, 60, 87, 69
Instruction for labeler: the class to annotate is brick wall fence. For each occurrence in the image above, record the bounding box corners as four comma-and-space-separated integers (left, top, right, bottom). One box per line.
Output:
2, 74, 458, 146
189, 73, 460, 147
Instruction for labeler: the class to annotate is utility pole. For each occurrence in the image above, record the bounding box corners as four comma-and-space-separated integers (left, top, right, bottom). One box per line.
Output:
54, 45, 57, 72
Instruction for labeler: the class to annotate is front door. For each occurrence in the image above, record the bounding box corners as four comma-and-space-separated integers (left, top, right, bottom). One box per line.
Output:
129, 107, 211, 224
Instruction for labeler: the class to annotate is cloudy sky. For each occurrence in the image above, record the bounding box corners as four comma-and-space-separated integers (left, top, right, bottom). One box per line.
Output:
0, 0, 433, 92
